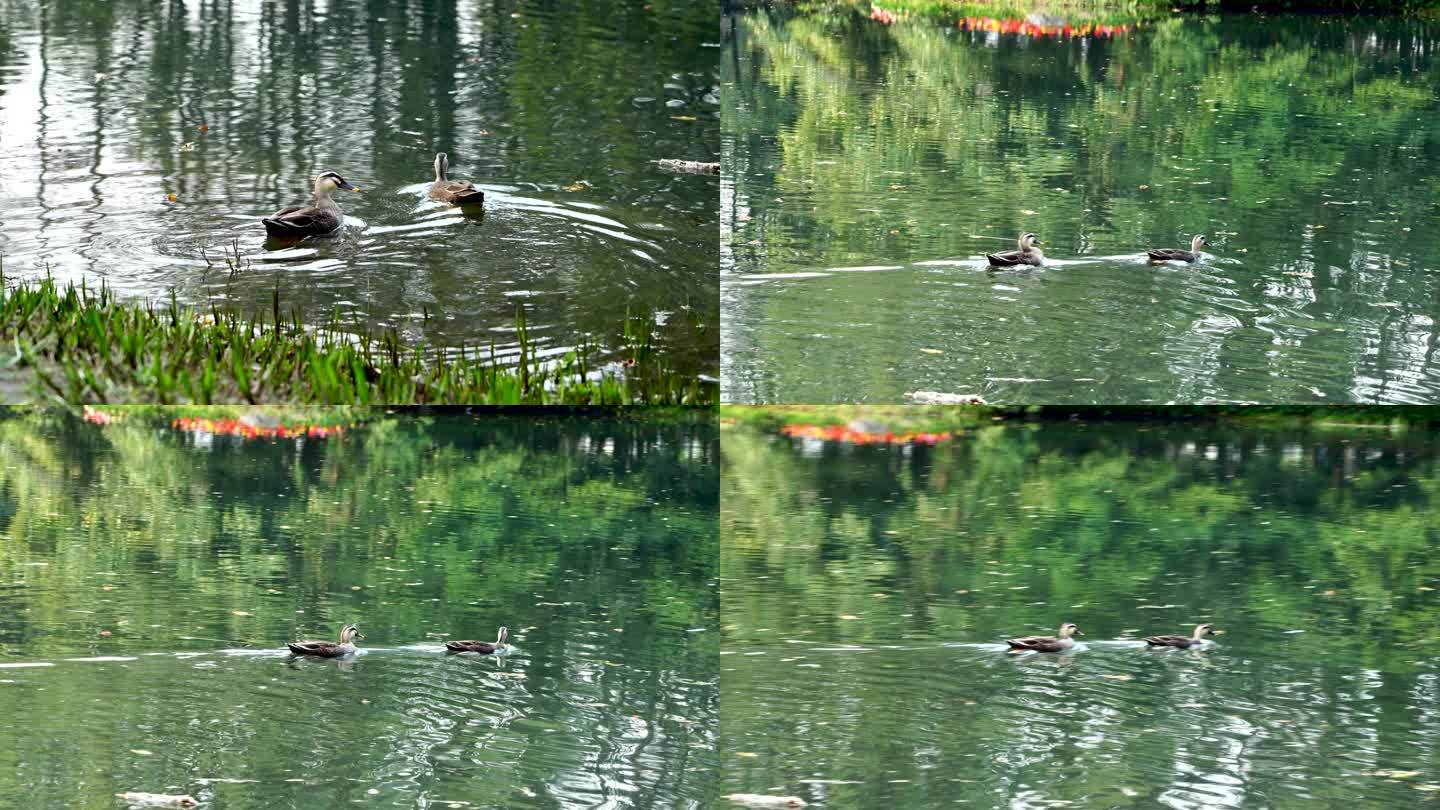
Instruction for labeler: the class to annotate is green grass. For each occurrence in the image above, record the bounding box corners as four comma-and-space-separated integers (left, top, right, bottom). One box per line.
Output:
0, 274, 715, 406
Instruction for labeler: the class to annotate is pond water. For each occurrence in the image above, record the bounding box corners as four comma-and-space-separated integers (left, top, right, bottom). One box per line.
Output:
722, 8, 1440, 403
0, 0, 718, 379
0, 408, 718, 809
722, 418, 1440, 808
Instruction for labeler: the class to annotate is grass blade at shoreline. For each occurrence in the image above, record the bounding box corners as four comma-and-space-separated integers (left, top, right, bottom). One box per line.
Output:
0, 275, 714, 405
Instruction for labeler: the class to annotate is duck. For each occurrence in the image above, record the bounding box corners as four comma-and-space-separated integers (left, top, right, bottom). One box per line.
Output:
261, 171, 358, 238
429, 152, 484, 206
1145, 623, 1214, 649
445, 626, 508, 654
1147, 234, 1207, 263
1006, 622, 1081, 653
287, 623, 363, 657
987, 232, 1044, 267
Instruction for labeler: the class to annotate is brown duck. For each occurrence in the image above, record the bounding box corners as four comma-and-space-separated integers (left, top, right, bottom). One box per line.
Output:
429, 152, 485, 206
445, 626, 508, 654
1145, 623, 1214, 649
987, 232, 1044, 267
262, 171, 358, 238
287, 623, 363, 657
1147, 234, 1208, 263
1006, 622, 1081, 653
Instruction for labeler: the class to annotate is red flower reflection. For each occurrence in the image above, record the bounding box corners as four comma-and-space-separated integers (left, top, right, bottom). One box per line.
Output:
171, 417, 347, 440
958, 16, 1132, 39
780, 423, 953, 446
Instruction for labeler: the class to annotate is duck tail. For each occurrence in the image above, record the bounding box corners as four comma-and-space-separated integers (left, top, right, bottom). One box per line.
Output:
262, 218, 304, 237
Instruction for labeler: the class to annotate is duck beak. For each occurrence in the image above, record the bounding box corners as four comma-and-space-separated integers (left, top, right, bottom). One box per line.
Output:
356, 631, 365, 639
338, 179, 359, 192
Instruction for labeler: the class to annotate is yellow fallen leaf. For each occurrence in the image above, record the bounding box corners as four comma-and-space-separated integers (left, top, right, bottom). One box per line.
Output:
839, 615, 860, 620
1021, 209, 1038, 216
166, 193, 177, 202
670, 115, 697, 121
920, 348, 942, 355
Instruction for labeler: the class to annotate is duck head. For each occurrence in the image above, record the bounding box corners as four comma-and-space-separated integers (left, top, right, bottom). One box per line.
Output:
1190, 234, 1208, 253
314, 171, 358, 197
495, 626, 509, 646
1059, 622, 1082, 639
1193, 623, 1214, 640
340, 623, 364, 644
434, 152, 450, 182
1020, 231, 1042, 251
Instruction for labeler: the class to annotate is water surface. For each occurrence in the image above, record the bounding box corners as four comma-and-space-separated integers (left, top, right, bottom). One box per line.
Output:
722, 8, 1440, 403
0, 408, 718, 808
0, 0, 718, 377
722, 418, 1440, 807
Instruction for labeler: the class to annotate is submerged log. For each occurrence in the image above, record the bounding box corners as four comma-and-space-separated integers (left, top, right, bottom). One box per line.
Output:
906, 391, 987, 405
654, 159, 719, 176
725, 795, 808, 808
117, 794, 198, 808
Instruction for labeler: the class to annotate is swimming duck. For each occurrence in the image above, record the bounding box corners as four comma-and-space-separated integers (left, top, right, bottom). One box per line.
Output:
445, 626, 508, 654
1147, 235, 1207, 263
1145, 623, 1214, 649
429, 152, 484, 206
987, 232, 1044, 267
261, 171, 358, 238
1006, 622, 1081, 653
287, 623, 363, 657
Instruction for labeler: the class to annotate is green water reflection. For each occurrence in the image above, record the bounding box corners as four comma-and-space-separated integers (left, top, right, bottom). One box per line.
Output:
722, 8, 1440, 403
722, 418, 1440, 807
0, 408, 718, 809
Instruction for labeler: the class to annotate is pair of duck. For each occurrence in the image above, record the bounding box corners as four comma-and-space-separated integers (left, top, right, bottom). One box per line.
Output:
286, 624, 509, 658
1006, 622, 1215, 653
261, 152, 485, 239
987, 232, 1210, 267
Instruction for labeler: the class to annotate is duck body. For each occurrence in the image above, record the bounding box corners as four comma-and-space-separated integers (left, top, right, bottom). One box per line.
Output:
262, 171, 358, 239
446, 625, 508, 654
988, 232, 1044, 267
1006, 622, 1082, 653
288, 623, 363, 657
1147, 234, 1208, 263
1145, 623, 1214, 649
429, 152, 484, 206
